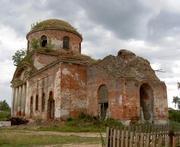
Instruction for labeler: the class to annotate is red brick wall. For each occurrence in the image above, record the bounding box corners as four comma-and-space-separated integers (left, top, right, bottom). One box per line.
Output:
60, 63, 87, 118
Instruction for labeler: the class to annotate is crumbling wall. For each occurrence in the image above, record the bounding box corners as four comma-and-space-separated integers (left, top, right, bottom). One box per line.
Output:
87, 66, 125, 119
60, 63, 87, 119
33, 52, 58, 70
151, 81, 168, 124
86, 50, 168, 124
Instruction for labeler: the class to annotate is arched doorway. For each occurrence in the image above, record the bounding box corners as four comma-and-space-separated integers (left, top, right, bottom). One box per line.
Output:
98, 85, 108, 120
47, 91, 55, 119
140, 84, 154, 122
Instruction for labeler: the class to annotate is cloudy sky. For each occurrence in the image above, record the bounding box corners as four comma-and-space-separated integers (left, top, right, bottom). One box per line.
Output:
0, 0, 180, 108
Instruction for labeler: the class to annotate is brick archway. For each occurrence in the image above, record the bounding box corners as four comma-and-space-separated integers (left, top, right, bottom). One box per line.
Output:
98, 84, 108, 120
140, 84, 154, 122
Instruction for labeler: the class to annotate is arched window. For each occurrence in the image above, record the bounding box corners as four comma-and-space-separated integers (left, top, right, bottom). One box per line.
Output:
41, 35, 47, 47
63, 36, 69, 49
42, 93, 45, 112
35, 95, 39, 111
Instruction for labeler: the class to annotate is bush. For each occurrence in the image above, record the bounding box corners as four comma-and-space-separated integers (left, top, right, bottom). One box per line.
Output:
78, 113, 97, 122
10, 117, 29, 125
0, 111, 11, 121
169, 109, 180, 123
101, 118, 123, 127
0, 100, 10, 111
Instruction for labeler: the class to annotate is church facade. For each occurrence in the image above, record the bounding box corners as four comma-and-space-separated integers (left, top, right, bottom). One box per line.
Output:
11, 19, 168, 124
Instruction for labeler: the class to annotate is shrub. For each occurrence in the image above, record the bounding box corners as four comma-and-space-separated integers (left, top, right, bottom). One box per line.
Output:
10, 117, 29, 125
0, 111, 11, 121
169, 109, 180, 123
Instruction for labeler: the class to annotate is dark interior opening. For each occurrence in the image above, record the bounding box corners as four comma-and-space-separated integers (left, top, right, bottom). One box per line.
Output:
98, 85, 108, 120
41, 35, 47, 47
63, 36, 69, 49
30, 96, 33, 118
140, 84, 153, 121
47, 91, 55, 119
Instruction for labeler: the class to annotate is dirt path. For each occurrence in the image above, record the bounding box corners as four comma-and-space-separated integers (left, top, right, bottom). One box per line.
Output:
13, 130, 106, 138
44, 143, 102, 147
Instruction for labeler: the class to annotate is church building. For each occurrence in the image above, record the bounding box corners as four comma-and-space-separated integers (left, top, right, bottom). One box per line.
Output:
11, 19, 168, 124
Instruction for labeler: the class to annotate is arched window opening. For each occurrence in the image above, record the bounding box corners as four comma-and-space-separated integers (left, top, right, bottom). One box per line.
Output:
41, 35, 47, 47
27, 40, 30, 50
63, 36, 69, 49
30, 96, 33, 117
35, 95, 39, 111
140, 84, 154, 122
79, 43, 81, 53
98, 84, 108, 120
47, 91, 55, 119
42, 93, 45, 112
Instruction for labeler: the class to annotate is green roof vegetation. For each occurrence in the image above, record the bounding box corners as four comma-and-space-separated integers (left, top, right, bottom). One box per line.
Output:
28, 19, 82, 39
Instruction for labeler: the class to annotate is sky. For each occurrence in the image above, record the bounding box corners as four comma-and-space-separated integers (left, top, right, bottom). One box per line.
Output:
0, 0, 180, 108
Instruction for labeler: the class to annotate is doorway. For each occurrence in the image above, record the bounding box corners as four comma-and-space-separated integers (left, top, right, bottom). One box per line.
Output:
140, 84, 154, 122
98, 85, 108, 120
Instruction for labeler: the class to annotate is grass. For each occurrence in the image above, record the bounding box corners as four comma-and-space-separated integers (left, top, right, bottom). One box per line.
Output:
2, 116, 123, 133
0, 129, 100, 147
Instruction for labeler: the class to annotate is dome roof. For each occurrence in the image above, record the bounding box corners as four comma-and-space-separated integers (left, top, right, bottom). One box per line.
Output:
27, 19, 82, 39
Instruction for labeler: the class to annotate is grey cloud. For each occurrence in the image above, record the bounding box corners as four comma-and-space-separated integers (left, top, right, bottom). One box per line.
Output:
76, 0, 152, 40
0, 0, 51, 35
147, 10, 180, 41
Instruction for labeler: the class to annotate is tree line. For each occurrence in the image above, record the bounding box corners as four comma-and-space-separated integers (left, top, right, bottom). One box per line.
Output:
172, 82, 180, 109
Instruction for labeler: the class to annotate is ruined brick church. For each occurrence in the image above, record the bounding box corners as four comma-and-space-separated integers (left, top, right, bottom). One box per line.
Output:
11, 19, 168, 124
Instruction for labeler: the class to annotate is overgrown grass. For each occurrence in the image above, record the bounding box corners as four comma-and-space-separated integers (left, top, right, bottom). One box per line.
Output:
2, 114, 123, 133
0, 130, 100, 147
0, 111, 11, 121
169, 120, 180, 131
37, 115, 123, 132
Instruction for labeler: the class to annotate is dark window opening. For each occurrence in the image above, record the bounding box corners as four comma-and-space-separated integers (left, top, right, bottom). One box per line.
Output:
100, 102, 108, 120
47, 91, 55, 119
63, 36, 69, 49
42, 93, 45, 112
35, 95, 39, 111
30, 96, 33, 117
41, 35, 47, 47
79, 43, 81, 53
27, 40, 30, 51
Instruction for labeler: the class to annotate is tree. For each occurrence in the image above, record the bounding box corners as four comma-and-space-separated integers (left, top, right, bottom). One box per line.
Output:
0, 100, 10, 111
12, 49, 26, 66
172, 82, 180, 109
173, 96, 180, 108
178, 82, 180, 89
